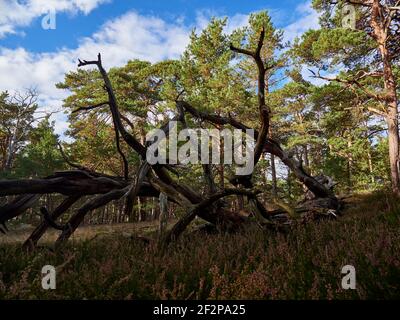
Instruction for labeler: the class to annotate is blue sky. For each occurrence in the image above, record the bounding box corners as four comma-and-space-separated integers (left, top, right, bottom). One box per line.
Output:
0, 0, 320, 136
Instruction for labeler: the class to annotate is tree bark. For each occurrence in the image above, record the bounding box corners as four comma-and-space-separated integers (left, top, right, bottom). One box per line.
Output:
54, 188, 129, 249
371, 0, 400, 195
387, 113, 399, 194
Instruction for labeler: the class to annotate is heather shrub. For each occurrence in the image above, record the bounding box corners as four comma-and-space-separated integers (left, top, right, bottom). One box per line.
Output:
0, 192, 399, 299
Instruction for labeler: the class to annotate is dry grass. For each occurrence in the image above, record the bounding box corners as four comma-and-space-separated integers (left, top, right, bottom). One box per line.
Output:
0, 191, 399, 300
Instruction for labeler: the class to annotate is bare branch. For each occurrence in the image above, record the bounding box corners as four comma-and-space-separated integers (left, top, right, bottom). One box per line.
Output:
54, 187, 130, 249
163, 187, 261, 244
57, 142, 91, 172
230, 28, 270, 165
77, 53, 147, 158
71, 101, 109, 114
309, 69, 391, 104
23, 195, 81, 252
177, 100, 334, 199
0, 194, 41, 226
40, 207, 68, 231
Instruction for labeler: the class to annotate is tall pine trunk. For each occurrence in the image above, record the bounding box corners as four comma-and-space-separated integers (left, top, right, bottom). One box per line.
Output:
387, 112, 399, 195
381, 47, 399, 195
372, 0, 400, 195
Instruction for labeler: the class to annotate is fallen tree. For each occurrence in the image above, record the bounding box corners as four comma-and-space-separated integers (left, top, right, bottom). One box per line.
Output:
0, 29, 340, 250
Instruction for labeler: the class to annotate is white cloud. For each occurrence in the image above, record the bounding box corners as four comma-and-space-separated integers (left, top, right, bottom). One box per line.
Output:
281, 1, 322, 86
195, 10, 219, 31
0, 0, 111, 38
283, 1, 320, 43
0, 1, 322, 139
195, 7, 287, 35
75, 12, 190, 67
225, 13, 249, 34
195, 10, 249, 35
0, 11, 192, 138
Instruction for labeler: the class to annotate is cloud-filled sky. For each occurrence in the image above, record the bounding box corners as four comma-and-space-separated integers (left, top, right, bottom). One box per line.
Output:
0, 0, 320, 138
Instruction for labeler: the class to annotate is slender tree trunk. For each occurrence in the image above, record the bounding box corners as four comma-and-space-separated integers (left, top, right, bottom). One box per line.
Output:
367, 148, 374, 184
118, 201, 124, 223
237, 194, 244, 211
364, 119, 375, 184
268, 124, 277, 196
347, 137, 353, 190
287, 168, 292, 196
271, 154, 277, 196
151, 197, 155, 220
101, 206, 106, 224
219, 137, 225, 189
138, 197, 146, 222
302, 145, 310, 195
5, 133, 16, 170
303, 145, 310, 169
158, 193, 168, 242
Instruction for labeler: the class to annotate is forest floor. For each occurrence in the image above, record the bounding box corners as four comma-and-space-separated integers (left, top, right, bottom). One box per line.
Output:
0, 218, 178, 245
0, 190, 399, 299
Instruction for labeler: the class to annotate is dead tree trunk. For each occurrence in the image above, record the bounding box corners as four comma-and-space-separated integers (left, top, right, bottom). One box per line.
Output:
0, 29, 340, 249
22, 196, 80, 252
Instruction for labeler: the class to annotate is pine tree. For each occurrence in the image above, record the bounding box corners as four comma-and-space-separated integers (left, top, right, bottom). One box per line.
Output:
294, 0, 400, 194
